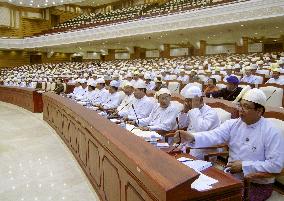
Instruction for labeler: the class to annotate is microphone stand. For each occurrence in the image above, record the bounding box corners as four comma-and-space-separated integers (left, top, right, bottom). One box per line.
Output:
167, 116, 182, 154
266, 89, 277, 102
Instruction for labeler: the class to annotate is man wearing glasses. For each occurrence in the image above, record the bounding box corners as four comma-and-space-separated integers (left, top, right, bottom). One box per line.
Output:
174, 88, 284, 201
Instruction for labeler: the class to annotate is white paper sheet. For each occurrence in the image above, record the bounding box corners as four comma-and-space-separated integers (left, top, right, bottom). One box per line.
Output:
178, 157, 212, 172
191, 173, 218, 191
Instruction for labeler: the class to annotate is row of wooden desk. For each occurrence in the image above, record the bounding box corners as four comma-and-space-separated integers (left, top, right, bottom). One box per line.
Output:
0, 86, 43, 113
42, 92, 243, 201
0, 86, 243, 200
3, 85, 284, 200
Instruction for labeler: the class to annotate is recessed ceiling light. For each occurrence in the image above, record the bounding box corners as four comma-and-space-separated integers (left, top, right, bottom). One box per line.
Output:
19, 2, 23, 4
52, 2, 55, 4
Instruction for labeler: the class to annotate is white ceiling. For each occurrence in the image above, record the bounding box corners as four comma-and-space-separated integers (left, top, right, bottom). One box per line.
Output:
38, 16, 284, 53
0, 0, 117, 8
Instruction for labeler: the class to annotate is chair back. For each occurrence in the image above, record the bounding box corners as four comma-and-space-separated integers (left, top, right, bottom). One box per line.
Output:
267, 118, 284, 185
171, 101, 184, 113
62, 83, 67, 92
259, 86, 283, 107
46, 82, 51, 91
50, 82, 56, 91
41, 82, 46, 90
168, 81, 181, 93
213, 108, 232, 123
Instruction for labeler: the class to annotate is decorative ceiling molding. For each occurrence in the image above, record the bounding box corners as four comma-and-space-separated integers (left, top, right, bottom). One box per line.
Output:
0, 0, 283, 49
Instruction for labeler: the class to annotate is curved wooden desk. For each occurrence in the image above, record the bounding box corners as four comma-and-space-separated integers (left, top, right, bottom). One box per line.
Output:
42, 92, 242, 201
0, 86, 43, 113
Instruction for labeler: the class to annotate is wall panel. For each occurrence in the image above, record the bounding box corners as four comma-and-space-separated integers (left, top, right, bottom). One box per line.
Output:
0, 50, 30, 67
206, 44, 236, 55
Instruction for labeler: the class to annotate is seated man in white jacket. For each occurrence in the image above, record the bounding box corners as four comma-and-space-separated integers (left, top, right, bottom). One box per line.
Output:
173, 88, 284, 201
92, 78, 109, 106
67, 79, 81, 97
99, 80, 122, 110
123, 80, 156, 121
137, 88, 181, 131
79, 81, 97, 102
266, 68, 284, 85
116, 81, 135, 117
178, 86, 220, 159
74, 79, 88, 100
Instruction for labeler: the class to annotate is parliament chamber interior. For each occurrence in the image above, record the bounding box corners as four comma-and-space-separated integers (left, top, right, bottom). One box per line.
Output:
0, 0, 284, 201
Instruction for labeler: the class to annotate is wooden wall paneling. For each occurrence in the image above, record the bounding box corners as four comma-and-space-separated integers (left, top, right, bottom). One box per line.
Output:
41, 52, 71, 63
21, 18, 50, 37
0, 50, 30, 68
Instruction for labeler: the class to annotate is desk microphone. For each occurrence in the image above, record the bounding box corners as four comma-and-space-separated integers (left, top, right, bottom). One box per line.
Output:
167, 116, 181, 154
113, 101, 132, 116
266, 89, 277, 102
131, 104, 140, 126
176, 116, 180, 130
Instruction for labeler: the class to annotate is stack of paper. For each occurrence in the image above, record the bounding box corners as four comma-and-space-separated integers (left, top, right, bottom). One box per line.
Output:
177, 157, 212, 172
157, 143, 169, 148
125, 124, 136, 131
191, 173, 218, 191
109, 119, 121, 123
124, 124, 162, 140
132, 130, 162, 140
77, 101, 87, 106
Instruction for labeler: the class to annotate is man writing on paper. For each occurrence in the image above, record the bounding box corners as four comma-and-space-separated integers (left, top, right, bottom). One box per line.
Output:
173, 88, 284, 201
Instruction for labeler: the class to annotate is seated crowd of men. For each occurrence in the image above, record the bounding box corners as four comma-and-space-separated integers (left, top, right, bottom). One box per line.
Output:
1, 52, 284, 201
47, 0, 233, 34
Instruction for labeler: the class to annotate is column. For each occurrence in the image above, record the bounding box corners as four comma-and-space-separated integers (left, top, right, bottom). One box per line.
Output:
159, 44, 171, 58
199, 40, 207, 56
242, 37, 249, 54
130, 47, 146, 59
104, 49, 115, 61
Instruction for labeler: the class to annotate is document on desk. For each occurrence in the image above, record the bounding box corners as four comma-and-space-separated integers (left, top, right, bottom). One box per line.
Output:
132, 130, 162, 139
177, 157, 212, 172
109, 118, 121, 123
177, 157, 218, 191
125, 124, 162, 139
125, 124, 136, 131
191, 172, 218, 191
